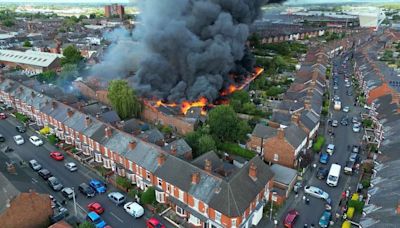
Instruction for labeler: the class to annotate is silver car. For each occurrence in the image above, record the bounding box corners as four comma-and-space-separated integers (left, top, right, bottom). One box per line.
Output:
48, 177, 63, 191
304, 185, 329, 200
28, 159, 42, 171
64, 162, 78, 172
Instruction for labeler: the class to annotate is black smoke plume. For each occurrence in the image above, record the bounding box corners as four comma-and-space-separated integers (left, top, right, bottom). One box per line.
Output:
95, 0, 286, 102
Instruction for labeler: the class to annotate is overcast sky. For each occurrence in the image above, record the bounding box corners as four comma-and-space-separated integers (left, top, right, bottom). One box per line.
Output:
1, 0, 398, 3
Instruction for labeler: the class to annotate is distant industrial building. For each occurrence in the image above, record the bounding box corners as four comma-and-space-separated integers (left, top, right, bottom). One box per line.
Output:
104, 4, 125, 18
0, 50, 62, 73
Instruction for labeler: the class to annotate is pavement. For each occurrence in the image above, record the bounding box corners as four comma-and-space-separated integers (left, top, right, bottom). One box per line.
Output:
0, 116, 172, 228
258, 51, 367, 228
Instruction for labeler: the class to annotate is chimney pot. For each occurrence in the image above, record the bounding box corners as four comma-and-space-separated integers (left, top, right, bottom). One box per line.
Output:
204, 159, 212, 173
19, 87, 23, 93
277, 128, 285, 139
128, 140, 136, 150
170, 144, 177, 155
67, 108, 73, 117
85, 116, 91, 126
105, 127, 112, 138
157, 153, 166, 166
291, 114, 300, 125
31, 91, 35, 98
51, 101, 56, 110
249, 162, 257, 181
191, 172, 200, 185
96, 113, 101, 120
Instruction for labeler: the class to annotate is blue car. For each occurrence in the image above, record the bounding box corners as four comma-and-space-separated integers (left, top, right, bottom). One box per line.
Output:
87, 211, 107, 228
319, 152, 330, 164
89, 179, 106, 193
318, 210, 332, 228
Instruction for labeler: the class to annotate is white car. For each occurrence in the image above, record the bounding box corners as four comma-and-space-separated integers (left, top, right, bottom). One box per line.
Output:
342, 106, 350, 113
304, 185, 330, 200
123, 202, 144, 218
352, 125, 361, 133
29, 136, 43, 146
326, 144, 335, 155
13, 135, 24, 145
65, 162, 78, 172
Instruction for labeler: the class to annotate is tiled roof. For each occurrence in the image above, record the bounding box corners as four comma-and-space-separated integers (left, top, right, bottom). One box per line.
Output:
252, 123, 277, 139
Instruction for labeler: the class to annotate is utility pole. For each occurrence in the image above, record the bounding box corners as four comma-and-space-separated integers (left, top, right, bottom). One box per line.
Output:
269, 192, 277, 221
72, 187, 77, 217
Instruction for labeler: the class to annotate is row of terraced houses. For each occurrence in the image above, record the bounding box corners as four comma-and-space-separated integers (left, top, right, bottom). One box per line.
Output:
0, 78, 274, 228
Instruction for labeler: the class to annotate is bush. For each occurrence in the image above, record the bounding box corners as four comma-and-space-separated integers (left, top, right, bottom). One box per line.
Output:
217, 142, 256, 160
79, 221, 95, 228
348, 200, 365, 214
362, 119, 373, 128
47, 134, 58, 145
128, 189, 139, 199
116, 176, 132, 190
140, 187, 156, 205
71, 148, 78, 154
361, 179, 371, 189
15, 112, 29, 123
312, 136, 325, 152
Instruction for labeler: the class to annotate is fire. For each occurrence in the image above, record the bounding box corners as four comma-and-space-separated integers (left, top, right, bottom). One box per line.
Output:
181, 97, 208, 115
156, 100, 177, 107
220, 67, 264, 96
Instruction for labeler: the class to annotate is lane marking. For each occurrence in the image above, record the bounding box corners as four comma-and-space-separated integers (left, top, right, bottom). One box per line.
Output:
110, 212, 124, 223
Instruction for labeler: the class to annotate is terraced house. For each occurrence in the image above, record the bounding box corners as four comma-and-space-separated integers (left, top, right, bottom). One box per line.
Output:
0, 78, 274, 228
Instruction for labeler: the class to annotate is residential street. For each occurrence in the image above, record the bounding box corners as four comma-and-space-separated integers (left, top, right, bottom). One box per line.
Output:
0, 117, 150, 227
274, 52, 365, 227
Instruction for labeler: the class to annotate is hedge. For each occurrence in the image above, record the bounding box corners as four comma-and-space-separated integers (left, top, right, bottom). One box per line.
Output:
140, 187, 156, 205
312, 136, 325, 152
116, 176, 132, 190
47, 134, 58, 145
348, 200, 365, 214
15, 112, 29, 123
217, 142, 256, 160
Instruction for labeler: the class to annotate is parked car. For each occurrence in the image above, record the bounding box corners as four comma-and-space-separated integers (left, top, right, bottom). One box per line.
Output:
86, 211, 107, 228
342, 106, 350, 113
13, 135, 24, 145
283, 209, 299, 228
352, 124, 361, 133
352, 117, 359, 124
65, 162, 78, 172
108, 192, 126, 205
319, 210, 332, 228
88, 202, 105, 214
50, 151, 64, 161
333, 85, 338, 90
29, 136, 43, 146
0, 134, 5, 142
124, 202, 144, 218
38, 169, 52, 180
90, 179, 107, 194
340, 116, 348, 126
79, 183, 95, 197
304, 185, 329, 200
316, 167, 329, 180
326, 144, 335, 155
349, 153, 360, 163
352, 145, 360, 153
47, 176, 63, 191
61, 187, 75, 200
331, 120, 338, 127
319, 153, 330, 164
16, 125, 26, 133
146, 218, 166, 228
346, 90, 353, 96
0, 112, 7, 119
28, 159, 42, 171
344, 160, 357, 175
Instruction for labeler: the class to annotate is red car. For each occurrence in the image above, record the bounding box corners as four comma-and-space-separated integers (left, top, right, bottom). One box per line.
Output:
50, 151, 64, 161
284, 209, 299, 228
0, 113, 7, 119
146, 217, 166, 228
87, 202, 104, 214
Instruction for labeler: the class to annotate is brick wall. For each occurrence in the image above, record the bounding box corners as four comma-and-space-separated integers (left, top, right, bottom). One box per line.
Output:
263, 135, 296, 168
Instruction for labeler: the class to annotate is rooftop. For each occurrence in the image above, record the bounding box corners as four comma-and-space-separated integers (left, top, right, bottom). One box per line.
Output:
0, 50, 62, 68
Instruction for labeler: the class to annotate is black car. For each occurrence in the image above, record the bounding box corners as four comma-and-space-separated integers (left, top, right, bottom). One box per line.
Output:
346, 90, 353, 96
340, 116, 349, 126
78, 183, 95, 197
316, 167, 329, 180
0, 134, 5, 142
16, 125, 26, 133
38, 169, 53, 180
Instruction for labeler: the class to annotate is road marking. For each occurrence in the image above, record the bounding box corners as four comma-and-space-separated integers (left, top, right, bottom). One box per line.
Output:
2, 187, 7, 193
110, 212, 124, 223
31, 178, 38, 184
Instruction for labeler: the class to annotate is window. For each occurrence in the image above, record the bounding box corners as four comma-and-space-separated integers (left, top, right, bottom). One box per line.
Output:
157, 178, 162, 188
232, 218, 237, 227
193, 198, 199, 210
155, 190, 165, 203
166, 183, 171, 193
273, 154, 279, 161
215, 211, 221, 223
146, 171, 151, 180
96, 142, 100, 151
83, 135, 87, 144
176, 206, 185, 216
178, 189, 184, 201
129, 161, 133, 172
95, 153, 102, 163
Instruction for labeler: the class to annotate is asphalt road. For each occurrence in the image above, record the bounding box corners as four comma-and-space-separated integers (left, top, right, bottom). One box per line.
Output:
0, 117, 147, 228
279, 52, 364, 227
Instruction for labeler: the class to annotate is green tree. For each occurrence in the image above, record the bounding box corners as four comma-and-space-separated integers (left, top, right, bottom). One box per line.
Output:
37, 70, 56, 83
207, 105, 250, 142
89, 13, 96, 19
79, 15, 87, 20
184, 131, 202, 153
140, 187, 156, 205
61, 45, 83, 66
108, 80, 142, 119
2, 19, 14, 27
23, 40, 32, 47
197, 134, 216, 155
78, 221, 95, 228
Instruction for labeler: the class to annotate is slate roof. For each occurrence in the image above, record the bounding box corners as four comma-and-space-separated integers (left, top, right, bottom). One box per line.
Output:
300, 110, 319, 132
252, 124, 277, 139
163, 139, 192, 158
270, 164, 297, 186
138, 129, 164, 144
284, 124, 307, 149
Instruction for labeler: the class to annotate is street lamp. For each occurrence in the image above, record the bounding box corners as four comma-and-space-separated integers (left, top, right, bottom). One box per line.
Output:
72, 187, 77, 217
270, 192, 277, 221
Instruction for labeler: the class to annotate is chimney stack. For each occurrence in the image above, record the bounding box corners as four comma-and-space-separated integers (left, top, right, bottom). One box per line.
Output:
51, 101, 56, 110
304, 100, 311, 110
170, 144, 177, 155
128, 141, 137, 150
67, 108, 73, 117
277, 128, 285, 139
204, 159, 212, 173
85, 116, 91, 126
105, 127, 112, 138
96, 113, 101, 120
191, 172, 200, 185
291, 113, 300, 125
18, 87, 23, 93
157, 153, 166, 166
249, 163, 257, 181
31, 91, 35, 98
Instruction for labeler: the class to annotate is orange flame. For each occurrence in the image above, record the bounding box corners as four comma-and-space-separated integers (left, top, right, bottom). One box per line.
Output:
220, 67, 264, 96
181, 97, 208, 115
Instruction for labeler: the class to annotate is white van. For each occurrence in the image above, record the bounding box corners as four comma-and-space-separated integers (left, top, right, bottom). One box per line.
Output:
326, 164, 341, 187
123, 202, 144, 218
334, 100, 341, 111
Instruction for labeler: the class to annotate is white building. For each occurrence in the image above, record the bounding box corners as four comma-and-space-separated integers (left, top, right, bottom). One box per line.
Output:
0, 50, 62, 73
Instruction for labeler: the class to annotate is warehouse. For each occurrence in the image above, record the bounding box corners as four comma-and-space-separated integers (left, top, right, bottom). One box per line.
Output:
0, 50, 62, 74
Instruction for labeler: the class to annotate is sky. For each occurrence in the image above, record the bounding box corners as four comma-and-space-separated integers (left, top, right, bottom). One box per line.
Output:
1, 0, 399, 3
